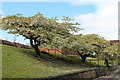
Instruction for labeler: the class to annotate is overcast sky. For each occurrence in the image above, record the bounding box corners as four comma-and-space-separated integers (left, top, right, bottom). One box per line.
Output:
1, 0, 119, 44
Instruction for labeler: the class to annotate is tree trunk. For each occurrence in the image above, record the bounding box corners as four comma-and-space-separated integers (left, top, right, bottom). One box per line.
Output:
77, 51, 90, 63
30, 37, 41, 56
104, 59, 110, 68
81, 56, 87, 62
33, 45, 40, 56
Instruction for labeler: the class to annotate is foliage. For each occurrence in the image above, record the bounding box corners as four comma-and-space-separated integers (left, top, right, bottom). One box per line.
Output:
1, 12, 81, 56
51, 34, 113, 62
2, 13, 80, 42
102, 44, 119, 60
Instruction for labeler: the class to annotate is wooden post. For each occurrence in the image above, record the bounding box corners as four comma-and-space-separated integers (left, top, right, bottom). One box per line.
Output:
55, 49, 56, 57
90, 60, 91, 67
98, 59, 99, 67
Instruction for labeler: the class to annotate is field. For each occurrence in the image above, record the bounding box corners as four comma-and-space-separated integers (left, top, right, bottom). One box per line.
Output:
1, 44, 116, 78
2, 44, 92, 78
48, 52, 116, 67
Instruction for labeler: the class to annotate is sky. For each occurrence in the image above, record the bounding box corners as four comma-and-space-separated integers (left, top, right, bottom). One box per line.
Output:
0, 0, 119, 44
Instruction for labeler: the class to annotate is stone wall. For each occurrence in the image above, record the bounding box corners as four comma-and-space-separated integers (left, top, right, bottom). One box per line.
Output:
40, 65, 117, 79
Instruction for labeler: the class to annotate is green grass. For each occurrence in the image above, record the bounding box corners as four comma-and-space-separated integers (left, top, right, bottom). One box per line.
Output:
86, 57, 116, 66
2, 44, 92, 78
2, 44, 116, 78
49, 52, 116, 67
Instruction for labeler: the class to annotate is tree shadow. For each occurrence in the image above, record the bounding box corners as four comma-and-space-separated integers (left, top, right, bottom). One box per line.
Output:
19, 49, 99, 68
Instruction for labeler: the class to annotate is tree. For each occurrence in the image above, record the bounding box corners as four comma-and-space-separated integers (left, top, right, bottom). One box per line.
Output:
52, 34, 109, 62
102, 44, 119, 62
72, 34, 108, 62
1, 13, 81, 56
91, 39, 119, 67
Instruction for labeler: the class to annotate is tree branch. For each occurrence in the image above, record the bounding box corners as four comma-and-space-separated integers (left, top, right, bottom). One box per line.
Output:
30, 36, 34, 47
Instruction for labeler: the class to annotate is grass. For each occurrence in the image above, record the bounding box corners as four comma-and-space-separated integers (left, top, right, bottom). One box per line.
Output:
86, 57, 116, 66
2, 44, 116, 78
2, 44, 92, 78
49, 52, 116, 67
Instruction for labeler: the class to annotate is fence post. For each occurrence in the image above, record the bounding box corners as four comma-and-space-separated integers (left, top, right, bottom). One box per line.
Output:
98, 59, 99, 67
90, 60, 91, 67
62, 53, 63, 59
55, 49, 56, 54
53, 49, 56, 57
48, 49, 49, 53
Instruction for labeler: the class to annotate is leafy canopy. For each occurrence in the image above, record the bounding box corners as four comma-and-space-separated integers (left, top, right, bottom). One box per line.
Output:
1, 12, 81, 43
52, 34, 109, 55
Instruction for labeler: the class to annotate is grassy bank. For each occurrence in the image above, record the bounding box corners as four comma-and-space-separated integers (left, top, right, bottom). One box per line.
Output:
2, 44, 91, 78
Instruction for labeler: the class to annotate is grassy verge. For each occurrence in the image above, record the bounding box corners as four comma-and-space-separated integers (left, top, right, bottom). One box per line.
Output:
2, 44, 92, 78
86, 57, 116, 66
48, 52, 116, 67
